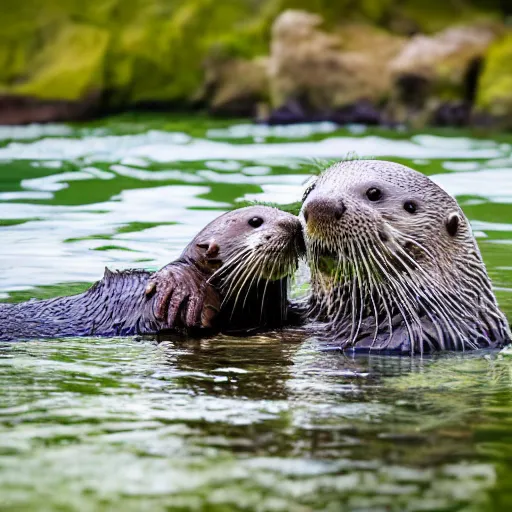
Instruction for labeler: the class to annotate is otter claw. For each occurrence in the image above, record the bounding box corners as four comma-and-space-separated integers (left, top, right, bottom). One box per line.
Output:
145, 281, 156, 296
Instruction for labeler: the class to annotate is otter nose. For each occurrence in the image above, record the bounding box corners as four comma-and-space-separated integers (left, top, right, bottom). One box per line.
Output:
303, 197, 346, 224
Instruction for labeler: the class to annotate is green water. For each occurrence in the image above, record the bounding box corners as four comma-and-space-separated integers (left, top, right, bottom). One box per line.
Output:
1, 115, 512, 511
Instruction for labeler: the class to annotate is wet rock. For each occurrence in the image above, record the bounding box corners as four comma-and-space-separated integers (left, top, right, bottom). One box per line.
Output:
329, 100, 383, 125
268, 10, 405, 114
431, 101, 472, 127
264, 99, 310, 125
389, 23, 501, 124
0, 94, 101, 125
201, 56, 269, 117
263, 98, 383, 127
476, 31, 512, 126
0, 1, 508, 126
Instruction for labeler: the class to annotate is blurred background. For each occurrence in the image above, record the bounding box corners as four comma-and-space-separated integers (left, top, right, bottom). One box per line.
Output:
1, 0, 511, 128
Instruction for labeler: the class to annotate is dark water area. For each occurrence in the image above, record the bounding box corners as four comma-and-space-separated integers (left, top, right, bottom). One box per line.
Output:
1, 115, 512, 510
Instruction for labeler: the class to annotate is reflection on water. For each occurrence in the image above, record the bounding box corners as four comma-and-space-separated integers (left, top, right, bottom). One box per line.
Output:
1, 115, 512, 510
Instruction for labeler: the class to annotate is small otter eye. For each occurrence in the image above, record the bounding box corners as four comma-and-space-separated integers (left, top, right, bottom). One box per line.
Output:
366, 187, 382, 201
403, 201, 417, 214
248, 216, 264, 228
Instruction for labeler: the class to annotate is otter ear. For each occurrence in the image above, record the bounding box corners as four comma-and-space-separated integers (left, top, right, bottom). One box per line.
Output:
197, 239, 220, 257
445, 212, 461, 237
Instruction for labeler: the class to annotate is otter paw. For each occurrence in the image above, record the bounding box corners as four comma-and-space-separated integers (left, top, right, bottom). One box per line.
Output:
146, 263, 221, 330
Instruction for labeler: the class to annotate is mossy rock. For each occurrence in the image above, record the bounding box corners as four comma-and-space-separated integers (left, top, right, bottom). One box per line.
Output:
268, 11, 406, 110
0, 0, 507, 120
0, 0, 268, 106
389, 0, 503, 34
12, 24, 109, 101
477, 31, 512, 120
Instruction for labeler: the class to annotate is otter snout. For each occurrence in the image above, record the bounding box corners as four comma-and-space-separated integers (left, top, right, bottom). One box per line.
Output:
275, 216, 306, 255
303, 197, 346, 225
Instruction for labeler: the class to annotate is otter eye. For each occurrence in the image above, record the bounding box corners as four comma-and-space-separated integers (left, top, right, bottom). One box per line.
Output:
403, 201, 417, 214
248, 216, 264, 228
366, 187, 382, 201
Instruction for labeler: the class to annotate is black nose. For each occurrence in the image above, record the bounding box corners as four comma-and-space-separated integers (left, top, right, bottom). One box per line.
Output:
277, 216, 304, 240
304, 197, 346, 223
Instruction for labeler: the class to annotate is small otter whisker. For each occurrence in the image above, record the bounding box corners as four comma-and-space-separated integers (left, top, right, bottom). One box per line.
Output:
260, 253, 280, 322
390, 239, 482, 350
216, 249, 259, 308
354, 237, 381, 347
224, 251, 262, 311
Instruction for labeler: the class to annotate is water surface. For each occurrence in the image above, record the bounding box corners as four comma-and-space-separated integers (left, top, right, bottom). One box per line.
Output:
1, 115, 512, 511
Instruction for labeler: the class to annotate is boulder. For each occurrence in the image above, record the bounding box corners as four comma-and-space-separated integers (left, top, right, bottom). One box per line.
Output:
476, 31, 512, 124
200, 55, 269, 117
268, 10, 405, 113
389, 23, 501, 124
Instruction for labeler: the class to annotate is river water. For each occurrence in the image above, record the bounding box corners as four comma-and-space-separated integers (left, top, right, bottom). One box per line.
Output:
1, 115, 512, 511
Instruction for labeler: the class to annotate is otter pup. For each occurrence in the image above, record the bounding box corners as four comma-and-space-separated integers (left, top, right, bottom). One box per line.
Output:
0, 206, 304, 341
300, 160, 510, 354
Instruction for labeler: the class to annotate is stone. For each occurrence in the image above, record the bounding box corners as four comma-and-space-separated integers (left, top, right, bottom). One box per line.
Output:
389, 23, 501, 123
201, 55, 269, 117
268, 10, 405, 113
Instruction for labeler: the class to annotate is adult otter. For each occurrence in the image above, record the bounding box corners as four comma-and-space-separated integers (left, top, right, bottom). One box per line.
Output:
0, 206, 304, 341
301, 160, 510, 354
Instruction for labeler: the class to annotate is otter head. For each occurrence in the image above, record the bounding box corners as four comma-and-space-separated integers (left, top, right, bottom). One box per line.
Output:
183, 205, 304, 295
300, 159, 510, 353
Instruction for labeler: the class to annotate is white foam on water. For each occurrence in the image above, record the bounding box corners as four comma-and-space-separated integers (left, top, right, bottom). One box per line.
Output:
433, 168, 512, 201
0, 132, 504, 164
0, 186, 224, 290
0, 123, 74, 141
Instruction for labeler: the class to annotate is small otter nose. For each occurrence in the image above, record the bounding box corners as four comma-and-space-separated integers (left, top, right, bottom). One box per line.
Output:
304, 197, 346, 224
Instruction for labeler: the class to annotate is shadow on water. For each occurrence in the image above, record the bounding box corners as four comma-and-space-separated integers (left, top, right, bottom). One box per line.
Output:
1, 115, 512, 510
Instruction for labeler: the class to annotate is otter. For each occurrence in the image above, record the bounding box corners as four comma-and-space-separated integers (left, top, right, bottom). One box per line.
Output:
0, 206, 304, 341
300, 159, 511, 354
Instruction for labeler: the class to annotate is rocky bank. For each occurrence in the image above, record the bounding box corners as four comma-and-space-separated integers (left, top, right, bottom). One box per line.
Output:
0, 0, 511, 127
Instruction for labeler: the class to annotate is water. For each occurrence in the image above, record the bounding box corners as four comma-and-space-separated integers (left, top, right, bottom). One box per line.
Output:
1, 114, 512, 511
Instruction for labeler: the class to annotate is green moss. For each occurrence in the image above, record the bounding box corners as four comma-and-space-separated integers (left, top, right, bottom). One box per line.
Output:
0, 0, 506, 107
104, 0, 268, 104
13, 24, 109, 100
393, 0, 501, 33
477, 32, 512, 118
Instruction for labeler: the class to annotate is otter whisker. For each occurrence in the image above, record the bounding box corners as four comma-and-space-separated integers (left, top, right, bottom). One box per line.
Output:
390, 243, 473, 350
225, 251, 262, 311
348, 239, 365, 346
218, 250, 260, 308
211, 247, 253, 288
391, 241, 482, 350
354, 237, 381, 347
260, 252, 280, 321
387, 240, 477, 352
366, 238, 423, 352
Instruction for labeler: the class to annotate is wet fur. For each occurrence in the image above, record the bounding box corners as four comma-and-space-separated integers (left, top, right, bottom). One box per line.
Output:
0, 269, 159, 341
302, 159, 511, 354
0, 207, 304, 341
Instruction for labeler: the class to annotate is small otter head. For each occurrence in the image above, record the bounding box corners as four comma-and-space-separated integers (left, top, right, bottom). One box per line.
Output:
184, 204, 304, 288
300, 159, 510, 353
